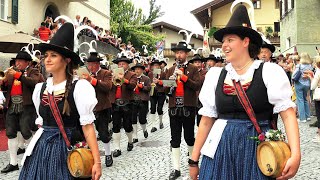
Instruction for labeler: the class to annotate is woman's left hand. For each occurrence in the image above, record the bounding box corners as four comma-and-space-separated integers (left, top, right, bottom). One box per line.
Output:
91, 163, 102, 180
276, 156, 300, 180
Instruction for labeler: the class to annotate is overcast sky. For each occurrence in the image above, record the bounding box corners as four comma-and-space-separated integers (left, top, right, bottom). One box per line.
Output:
130, 0, 211, 35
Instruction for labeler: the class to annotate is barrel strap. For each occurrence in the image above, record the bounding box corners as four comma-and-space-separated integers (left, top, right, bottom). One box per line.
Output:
232, 80, 262, 134
47, 92, 72, 148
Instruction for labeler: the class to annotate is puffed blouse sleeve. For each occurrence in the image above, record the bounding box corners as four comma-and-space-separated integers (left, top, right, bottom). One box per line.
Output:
32, 82, 44, 125
262, 62, 296, 113
198, 67, 223, 118
73, 79, 98, 125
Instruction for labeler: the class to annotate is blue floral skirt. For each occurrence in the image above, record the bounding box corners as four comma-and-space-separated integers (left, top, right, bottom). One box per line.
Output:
19, 126, 74, 180
199, 119, 275, 180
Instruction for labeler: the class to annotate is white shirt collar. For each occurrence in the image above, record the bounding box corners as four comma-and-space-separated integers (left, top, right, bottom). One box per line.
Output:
225, 60, 262, 82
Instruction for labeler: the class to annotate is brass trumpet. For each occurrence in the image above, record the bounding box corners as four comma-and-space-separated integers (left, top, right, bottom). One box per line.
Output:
113, 76, 123, 86
0, 66, 17, 80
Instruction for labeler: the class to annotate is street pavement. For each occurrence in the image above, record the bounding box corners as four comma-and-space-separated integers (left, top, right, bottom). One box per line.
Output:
0, 102, 319, 179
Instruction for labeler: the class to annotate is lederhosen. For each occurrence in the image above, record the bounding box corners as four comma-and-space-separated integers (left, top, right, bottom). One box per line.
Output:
91, 73, 112, 144
149, 71, 166, 115
5, 70, 37, 140
169, 64, 196, 148
112, 72, 134, 133
132, 76, 149, 125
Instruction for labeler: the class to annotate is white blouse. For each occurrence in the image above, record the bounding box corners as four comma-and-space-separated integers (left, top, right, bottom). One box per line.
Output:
311, 68, 320, 90
33, 77, 98, 126
198, 60, 296, 118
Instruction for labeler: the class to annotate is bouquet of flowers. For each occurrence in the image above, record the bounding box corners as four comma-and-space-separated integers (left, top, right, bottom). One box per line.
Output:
250, 129, 286, 144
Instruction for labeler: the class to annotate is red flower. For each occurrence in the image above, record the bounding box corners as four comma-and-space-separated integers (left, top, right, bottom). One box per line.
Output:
258, 133, 265, 142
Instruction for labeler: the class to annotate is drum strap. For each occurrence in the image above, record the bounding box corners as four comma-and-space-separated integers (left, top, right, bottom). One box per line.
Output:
232, 80, 277, 135
47, 92, 72, 149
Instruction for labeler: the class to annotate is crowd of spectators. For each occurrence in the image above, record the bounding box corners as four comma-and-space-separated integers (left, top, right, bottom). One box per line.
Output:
32, 15, 123, 50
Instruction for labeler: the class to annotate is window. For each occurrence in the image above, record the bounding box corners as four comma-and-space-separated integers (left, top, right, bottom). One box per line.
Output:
0, 0, 8, 21
286, 37, 291, 50
253, 0, 261, 9
275, 0, 280, 9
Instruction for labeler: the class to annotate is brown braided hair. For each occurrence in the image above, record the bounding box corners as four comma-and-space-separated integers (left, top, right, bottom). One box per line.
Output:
62, 59, 76, 116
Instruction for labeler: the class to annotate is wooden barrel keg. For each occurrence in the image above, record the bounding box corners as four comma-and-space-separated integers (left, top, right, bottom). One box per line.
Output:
67, 148, 94, 178
257, 141, 291, 178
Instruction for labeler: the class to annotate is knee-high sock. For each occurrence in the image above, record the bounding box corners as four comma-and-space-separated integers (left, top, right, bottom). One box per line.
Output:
104, 142, 111, 156
17, 132, 24, 149
158, 114, 163, 125
8, 138, 18, 165
140, 124, 147, 132
172, 148, 181, 171
188, 146, 194, 157
126, 132, 133, 143
113, 133, 121, 150
132, 124, 138, 139
149, 114, 156, 127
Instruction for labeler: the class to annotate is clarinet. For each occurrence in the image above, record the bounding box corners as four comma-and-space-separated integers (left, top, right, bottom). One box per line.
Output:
168, 64, 183, 97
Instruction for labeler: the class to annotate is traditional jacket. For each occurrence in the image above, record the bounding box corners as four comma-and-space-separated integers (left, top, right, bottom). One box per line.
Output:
90, 69, 113, 111
165, 63, 201, 108
5, 67, 41, 107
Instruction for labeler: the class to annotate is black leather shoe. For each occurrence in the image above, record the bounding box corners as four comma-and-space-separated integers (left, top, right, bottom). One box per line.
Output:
112, 149, 121, 157
169, 170, 181, 180
1, 164, 19, 173
133, 138, 139, 143
159, 123, 164, 129
105, 155, 113, 167
143, 130, 148, 138
127, 142, 134, 151
151, 127, 157, 133
17, 148, 25, 155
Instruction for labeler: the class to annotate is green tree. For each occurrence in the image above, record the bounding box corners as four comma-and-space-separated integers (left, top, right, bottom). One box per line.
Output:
110, 0, 164, 54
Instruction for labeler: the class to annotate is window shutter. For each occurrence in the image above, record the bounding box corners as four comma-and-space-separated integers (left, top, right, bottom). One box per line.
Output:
11, 0, 18, 24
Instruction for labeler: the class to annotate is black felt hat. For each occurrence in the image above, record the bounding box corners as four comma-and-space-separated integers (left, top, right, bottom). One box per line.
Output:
214, 5, 262, 47
131, 63, 145, 70
203, 54, 217, 62
261, 41, 275, 53
11, 51, 33, 61
150, 58, 162, 66
171, 41, 191, 52
189, 54, 203, 63
38, 23, 81, 65
85, 52, 103, 62
160, 60, 167, 66
112, 55, 132, 64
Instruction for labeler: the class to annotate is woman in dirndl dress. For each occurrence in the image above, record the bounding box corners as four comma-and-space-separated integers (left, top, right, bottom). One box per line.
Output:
19, 23, 102, 180
189, 4, 301, 180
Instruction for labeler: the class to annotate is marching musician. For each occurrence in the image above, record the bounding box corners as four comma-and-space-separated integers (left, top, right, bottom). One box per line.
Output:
131, 63, 151, 143
110, 54, 137, 157
148, 58, 166, 132
258, 40, 275, 63
0, 50, 41, 173
82, 52, 114, 167
165, 41, 201, 180
189, 54, 207, 126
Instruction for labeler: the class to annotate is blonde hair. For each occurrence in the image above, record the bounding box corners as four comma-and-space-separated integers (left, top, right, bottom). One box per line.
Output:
300, 52, 313, 64
314, 56, 320, 68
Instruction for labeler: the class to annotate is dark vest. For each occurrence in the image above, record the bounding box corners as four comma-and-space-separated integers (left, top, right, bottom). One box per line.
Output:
216, 63, 274, 121
39, 81, 80, 128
